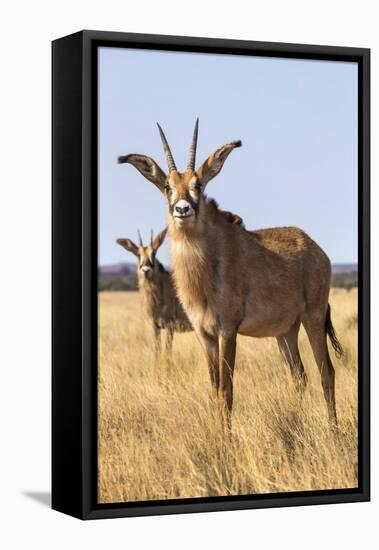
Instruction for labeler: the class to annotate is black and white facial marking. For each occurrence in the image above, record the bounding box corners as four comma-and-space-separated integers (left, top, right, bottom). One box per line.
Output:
165, 171, 203, 225
117, 230, 167, 279
138, 246, 156, 278
118, 119, 243, 235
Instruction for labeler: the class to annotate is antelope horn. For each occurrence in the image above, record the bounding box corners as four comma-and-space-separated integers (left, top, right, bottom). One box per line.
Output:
157, 123, 177, 173
137, 229, 143, 247
187, 117, 199, 172
150, 229, 154, 247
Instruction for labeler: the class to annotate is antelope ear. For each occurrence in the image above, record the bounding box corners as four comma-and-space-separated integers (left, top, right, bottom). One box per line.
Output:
196, 140, 242, 187
118, 154, 167, 192
151, 228, 167, 251
116, 238, 139, 257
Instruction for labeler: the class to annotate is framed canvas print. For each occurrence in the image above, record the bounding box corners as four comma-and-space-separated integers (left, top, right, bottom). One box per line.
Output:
52, 30, 370, 520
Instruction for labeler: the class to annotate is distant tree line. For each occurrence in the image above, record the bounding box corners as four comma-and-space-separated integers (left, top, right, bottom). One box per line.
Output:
331, 271, 358, 291
98, 270, 357, 291
98, 273, 138, 291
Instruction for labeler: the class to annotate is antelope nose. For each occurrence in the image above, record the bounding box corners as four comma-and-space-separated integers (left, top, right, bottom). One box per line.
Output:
175, 205, 190, 215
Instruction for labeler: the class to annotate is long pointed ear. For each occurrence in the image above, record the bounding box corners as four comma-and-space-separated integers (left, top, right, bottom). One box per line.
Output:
116, 238, 139, 257
196, 140, 242, 187
118, 154, 167, 192
151, 228, 167, 251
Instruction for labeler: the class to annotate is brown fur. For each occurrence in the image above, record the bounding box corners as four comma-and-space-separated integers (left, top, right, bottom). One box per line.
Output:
119, 130, 342, 426
117, 230, 192, 354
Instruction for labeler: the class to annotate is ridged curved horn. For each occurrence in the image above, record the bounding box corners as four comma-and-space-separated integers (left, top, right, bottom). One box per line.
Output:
157, 123, 177, 173
137, 229, 143, 247
187, 117, 199, 171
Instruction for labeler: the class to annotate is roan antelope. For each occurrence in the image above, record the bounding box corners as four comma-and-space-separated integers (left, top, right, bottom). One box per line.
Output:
117, 229, 192, 353
118, 119, 343, 426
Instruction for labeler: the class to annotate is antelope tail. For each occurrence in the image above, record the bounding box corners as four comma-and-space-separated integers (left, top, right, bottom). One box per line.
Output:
325, 303, 344, 359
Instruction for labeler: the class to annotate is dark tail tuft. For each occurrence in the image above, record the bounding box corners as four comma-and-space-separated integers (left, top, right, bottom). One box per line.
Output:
325, 303, 344, 359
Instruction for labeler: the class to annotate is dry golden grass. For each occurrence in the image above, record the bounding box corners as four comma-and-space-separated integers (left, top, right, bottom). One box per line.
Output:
98, 288, 358, 503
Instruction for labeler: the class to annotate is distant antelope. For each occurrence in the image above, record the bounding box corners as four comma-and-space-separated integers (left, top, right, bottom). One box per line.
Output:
117, 229, 192, 353
118, 120, 343, 426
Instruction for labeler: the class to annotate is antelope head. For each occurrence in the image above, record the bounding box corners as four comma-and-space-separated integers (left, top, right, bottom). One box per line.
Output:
117, 229, 167, 279
118, 119, 242, 230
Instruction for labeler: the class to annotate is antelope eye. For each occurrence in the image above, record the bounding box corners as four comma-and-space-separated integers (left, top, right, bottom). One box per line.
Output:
164, 183, 171, 193
194, 181, 202, 191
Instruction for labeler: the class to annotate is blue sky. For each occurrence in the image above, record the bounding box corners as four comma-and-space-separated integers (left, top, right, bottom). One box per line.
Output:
98, 47, 357, 266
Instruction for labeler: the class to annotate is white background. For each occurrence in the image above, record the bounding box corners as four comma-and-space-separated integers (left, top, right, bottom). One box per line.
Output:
0, 1, 376, 548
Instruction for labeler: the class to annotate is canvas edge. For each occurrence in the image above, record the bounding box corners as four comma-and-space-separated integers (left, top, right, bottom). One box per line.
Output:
52, 30, 370, 521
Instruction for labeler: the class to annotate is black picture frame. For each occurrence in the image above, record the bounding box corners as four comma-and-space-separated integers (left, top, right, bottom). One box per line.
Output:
52, 30, 370, 520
